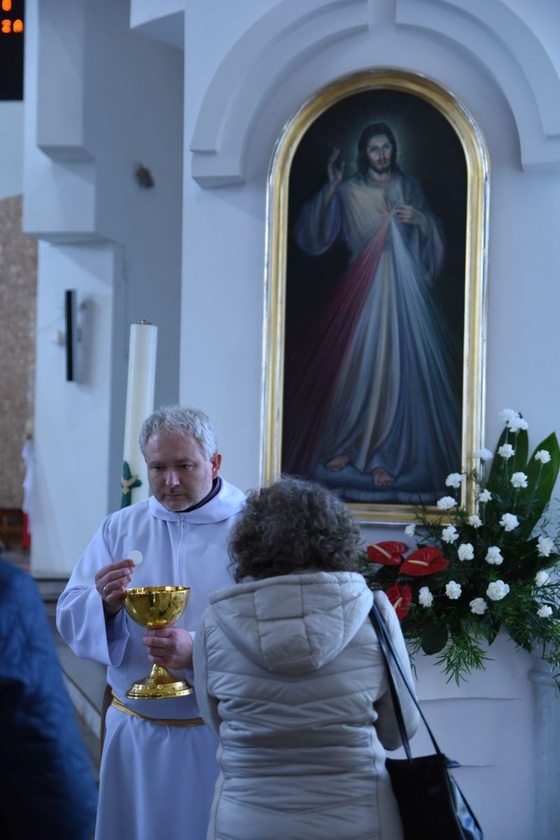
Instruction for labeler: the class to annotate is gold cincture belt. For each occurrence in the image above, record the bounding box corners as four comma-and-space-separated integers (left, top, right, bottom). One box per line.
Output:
111, 693, 204, 727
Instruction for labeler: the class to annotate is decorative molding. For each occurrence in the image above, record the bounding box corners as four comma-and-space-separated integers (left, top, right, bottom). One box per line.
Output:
129, 9, 184, 49
396, 0, 560, 170
190, 0, 370, 187
191, 0, 560, 188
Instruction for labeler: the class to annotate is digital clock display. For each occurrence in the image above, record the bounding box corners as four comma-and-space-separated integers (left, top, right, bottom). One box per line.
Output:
0, 0, 24, 101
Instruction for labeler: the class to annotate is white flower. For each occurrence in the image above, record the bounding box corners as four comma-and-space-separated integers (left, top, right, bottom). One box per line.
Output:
535, 449, 552, 464
468, 514, 482, 528
510, 472, 528, 489
470, 597, 488, 615
536, 571, 550, 587
445, 473, 464, 489
478, 489, 492, 504
485, 546, 503, 565
437, 496, 457, 510
442, 525, 459, 543
404, 523, 416, 537
500, 513, 519, 532
500, 408, 519, 424
446, 581, 462, 600
458, 543, 474, 561
508, 416, 529, 433
486, 580, 510, 601
418, 587, 433, 608
473, 448, 494, 461
498, 443, 515, 460
537, 605, 553, 618
537, 536, 555, 558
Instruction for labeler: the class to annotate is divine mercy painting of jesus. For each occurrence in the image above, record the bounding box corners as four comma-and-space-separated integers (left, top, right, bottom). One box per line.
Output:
263, 71, 488, 522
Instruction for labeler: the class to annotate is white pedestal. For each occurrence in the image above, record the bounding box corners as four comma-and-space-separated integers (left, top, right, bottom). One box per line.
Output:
405, 633, 535, 840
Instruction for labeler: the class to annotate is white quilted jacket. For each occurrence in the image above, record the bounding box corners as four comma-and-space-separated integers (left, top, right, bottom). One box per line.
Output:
194, 572, 419, 840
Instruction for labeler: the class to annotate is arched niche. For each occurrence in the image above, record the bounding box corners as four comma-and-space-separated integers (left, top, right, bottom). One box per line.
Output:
190, 0, 560, 187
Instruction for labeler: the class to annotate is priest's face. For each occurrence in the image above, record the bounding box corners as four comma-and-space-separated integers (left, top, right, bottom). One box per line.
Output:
145, 432, 222, 512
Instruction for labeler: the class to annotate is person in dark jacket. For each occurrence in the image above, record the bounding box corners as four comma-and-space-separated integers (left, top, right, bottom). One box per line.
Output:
0, 557, 97, 839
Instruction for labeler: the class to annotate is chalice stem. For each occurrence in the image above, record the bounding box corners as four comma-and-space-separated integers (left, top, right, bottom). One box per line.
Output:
148, 663, 188, 687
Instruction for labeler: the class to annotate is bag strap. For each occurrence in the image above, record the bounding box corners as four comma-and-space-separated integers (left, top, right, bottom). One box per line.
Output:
369, 598, 445, 760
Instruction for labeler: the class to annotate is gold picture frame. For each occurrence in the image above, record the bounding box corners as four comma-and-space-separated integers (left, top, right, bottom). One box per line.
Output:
262, 68, 489, 524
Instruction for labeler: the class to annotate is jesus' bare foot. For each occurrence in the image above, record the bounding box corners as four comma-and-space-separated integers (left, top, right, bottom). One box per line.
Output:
372, 466, 395, 487
325, 454, 350, 471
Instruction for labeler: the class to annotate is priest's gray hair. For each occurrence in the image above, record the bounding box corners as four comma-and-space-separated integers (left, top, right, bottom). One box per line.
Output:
139, 405, 218, 460
229, 475, 362, 582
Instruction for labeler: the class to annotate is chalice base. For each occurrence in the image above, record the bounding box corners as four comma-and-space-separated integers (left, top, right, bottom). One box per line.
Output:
126, 664, 194, 700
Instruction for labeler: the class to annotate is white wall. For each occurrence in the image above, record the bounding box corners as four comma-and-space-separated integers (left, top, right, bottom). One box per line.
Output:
180, 0, 281, 493
24, 0, 184, 575
32, 242, 116, 573
0, 103, 23, 199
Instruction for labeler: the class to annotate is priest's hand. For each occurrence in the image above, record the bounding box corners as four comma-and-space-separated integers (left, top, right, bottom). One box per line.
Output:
95, 559, 134, 617
143, 627, 194, 670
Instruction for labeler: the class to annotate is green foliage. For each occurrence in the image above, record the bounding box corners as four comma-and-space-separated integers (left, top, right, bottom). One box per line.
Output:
359, 411, 560, 687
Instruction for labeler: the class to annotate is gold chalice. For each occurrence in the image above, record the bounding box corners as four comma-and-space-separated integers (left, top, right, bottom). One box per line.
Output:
123, 585, 194, 700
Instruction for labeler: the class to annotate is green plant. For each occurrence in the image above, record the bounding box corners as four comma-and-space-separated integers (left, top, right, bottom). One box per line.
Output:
359, 410, 560, 685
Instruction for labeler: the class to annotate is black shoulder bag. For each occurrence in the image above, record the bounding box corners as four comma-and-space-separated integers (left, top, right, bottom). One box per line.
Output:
369, 601, 484, 840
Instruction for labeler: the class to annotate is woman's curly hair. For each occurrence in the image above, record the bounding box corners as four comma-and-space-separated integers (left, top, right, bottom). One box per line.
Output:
230, 476, 363, 582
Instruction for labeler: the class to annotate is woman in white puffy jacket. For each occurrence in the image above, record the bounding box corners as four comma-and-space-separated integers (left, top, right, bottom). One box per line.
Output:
193, 476, 419, 840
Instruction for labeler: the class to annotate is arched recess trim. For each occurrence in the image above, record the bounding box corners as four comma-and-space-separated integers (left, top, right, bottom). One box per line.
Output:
191, 0, 560, 187
396, 0, 560, 170
261, 68, 489, 524
190, 0, 371, 187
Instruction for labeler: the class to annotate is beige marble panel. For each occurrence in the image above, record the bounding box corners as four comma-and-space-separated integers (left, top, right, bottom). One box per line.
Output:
0, 194, 37, 508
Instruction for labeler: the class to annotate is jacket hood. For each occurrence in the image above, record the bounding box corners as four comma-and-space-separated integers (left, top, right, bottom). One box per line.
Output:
208, 572, 373, 675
